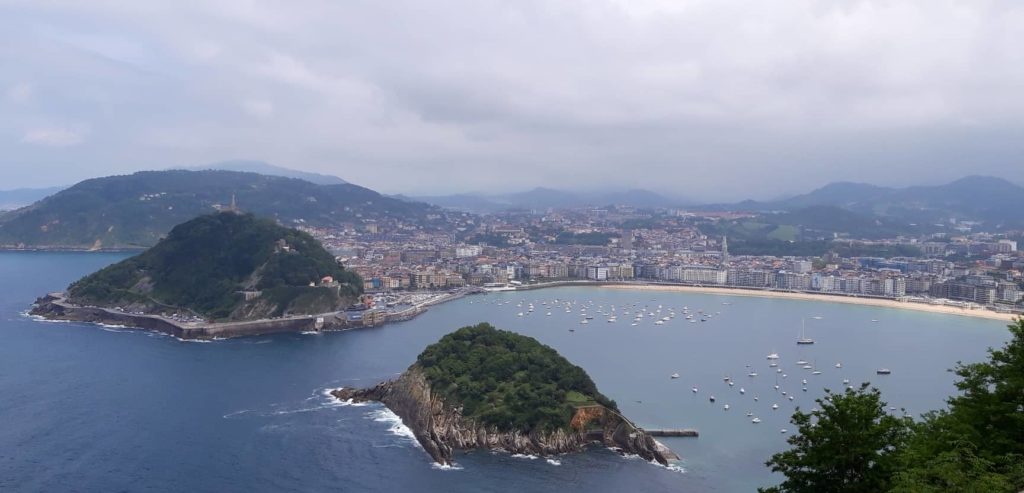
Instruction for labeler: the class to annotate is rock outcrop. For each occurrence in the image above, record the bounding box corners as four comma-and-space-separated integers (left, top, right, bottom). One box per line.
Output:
332, 365, 680, 466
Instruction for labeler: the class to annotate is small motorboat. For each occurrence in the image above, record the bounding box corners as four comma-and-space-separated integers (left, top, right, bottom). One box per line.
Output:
728, 381, 735, 387
876, 368, 892, 375
751, 417, 761, 423
723, 404, 730, 411
709, 396, 716, 403
692, 387, 698, 393
780, 429, 788, 434
771, 404, 779, 410
739, 388, 745, 394
670, 373, 680, 379
835, 362, 842, 368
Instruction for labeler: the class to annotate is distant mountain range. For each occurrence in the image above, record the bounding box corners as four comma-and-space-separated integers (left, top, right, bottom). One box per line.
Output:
706, 175, 1024, 230
0, 161, 347, 212
0, 169, 443, 249
182, 160, 348, 186
0, 186, 66, 210
410, 187, 686, 212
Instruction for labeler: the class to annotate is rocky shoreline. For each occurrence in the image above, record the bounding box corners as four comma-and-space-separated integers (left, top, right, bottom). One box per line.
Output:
30, 293, 337, 339
331, 365, 679, 466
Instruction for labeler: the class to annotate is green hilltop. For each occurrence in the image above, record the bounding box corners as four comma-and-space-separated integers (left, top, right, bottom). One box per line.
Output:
67, 212, 362, 320
0, 169, 444, 248
416, 323, 617, 433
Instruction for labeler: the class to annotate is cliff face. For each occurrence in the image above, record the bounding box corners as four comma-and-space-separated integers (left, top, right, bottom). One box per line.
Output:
332, 365, 679, 466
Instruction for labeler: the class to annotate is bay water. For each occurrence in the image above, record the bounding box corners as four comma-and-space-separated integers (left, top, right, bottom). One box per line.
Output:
0, 252, 1010, 492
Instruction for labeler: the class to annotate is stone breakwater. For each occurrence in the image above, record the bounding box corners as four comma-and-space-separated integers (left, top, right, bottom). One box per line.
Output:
30, 293, 330, 339
331, 365, 679, 466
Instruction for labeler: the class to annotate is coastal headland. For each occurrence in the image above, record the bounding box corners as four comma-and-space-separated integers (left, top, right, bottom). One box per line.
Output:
29, 290, 469, 340
330, 324, 680, 467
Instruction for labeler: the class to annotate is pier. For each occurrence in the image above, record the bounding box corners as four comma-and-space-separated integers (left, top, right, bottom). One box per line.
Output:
643, 429, 699, 437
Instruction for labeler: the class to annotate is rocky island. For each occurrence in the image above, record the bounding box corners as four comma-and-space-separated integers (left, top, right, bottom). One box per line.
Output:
333, 323, 679, 466
31, 212, 363, 337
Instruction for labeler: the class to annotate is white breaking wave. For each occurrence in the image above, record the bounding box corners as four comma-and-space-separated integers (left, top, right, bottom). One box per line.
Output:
174, 337, 213, 343
322, 388, 371, 407
26, 315, 73, 324
546, 458, 561, 466
663, 464, 686, 474
511, 454, 539, 460
367, 408, 418, 444
609, 448, 684, 472
223, 409, 253, 419
431, 462, 464, 471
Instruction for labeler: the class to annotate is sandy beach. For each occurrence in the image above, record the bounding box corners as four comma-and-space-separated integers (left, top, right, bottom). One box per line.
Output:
600, 284, 1019, 322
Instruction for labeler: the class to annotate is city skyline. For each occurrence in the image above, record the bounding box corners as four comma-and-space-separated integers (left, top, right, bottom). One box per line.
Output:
3, 1, 1024, 199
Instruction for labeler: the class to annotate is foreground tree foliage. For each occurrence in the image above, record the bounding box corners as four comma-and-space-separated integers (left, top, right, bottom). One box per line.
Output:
759, 383, 911, 493
762, 319, 1024, 493
891, 318, 1024, 492
417, 323, 616, 433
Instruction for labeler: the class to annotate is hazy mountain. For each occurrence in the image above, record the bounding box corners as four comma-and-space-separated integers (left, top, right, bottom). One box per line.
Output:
702, 175, 1024, 229
0, 170, 443, 249
0, 186, 65, 210
415, 187, 684, 212
184, 160, 348, 186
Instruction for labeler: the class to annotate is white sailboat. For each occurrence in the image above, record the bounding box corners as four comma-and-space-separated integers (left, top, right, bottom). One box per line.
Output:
797, 318, 814, 345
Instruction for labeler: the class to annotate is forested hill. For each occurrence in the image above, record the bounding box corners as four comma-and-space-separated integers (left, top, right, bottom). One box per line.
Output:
0, 170, 444, 248
67, 212, 362, 320
416, 323, 617, 432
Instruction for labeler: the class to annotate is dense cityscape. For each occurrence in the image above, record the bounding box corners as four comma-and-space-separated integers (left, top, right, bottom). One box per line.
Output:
294, 204, 1024, 317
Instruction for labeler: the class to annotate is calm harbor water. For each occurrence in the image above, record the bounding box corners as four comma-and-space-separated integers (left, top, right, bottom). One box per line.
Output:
0, 252, 1011, 492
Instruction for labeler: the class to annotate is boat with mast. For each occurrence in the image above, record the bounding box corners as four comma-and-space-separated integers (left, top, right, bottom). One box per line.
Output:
797, 318, 814, 345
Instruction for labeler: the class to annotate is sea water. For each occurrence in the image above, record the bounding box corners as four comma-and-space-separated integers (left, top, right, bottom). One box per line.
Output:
0, 252, 1010, 492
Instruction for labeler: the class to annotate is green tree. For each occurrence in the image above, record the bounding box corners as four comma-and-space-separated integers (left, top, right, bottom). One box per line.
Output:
416, 323, 616, 433
759, 383, 912, 493
892, 319, 1024, 492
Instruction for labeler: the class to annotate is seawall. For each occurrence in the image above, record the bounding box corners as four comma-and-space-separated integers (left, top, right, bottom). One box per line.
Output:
32, 294, 329, 340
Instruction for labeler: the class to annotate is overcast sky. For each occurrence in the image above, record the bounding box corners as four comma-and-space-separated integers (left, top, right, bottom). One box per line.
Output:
2, 1, 1023, 201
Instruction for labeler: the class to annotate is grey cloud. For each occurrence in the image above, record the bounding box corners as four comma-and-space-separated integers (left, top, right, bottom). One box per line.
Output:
1, 0, 1022, 200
